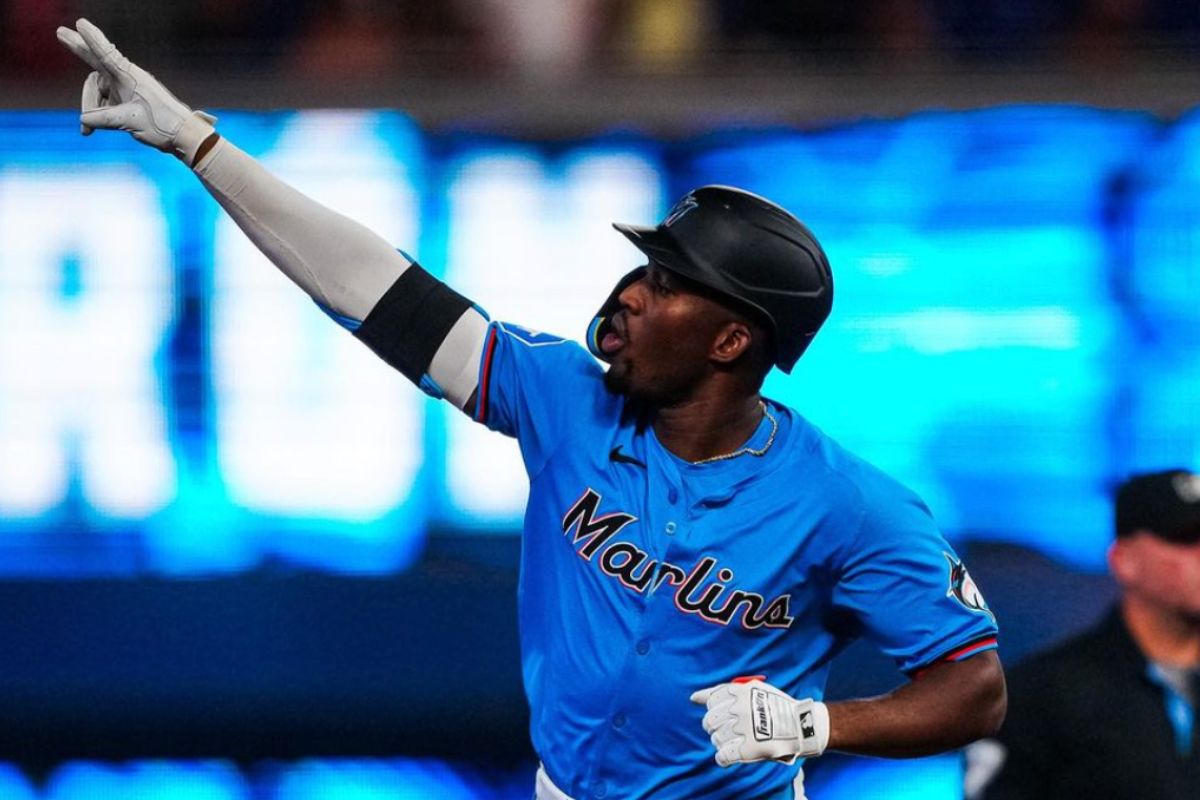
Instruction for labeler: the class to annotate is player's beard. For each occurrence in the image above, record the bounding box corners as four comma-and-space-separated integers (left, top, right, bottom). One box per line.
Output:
605, 362, 656, 426
603, 358, 695, 410
603, 359, 633, 396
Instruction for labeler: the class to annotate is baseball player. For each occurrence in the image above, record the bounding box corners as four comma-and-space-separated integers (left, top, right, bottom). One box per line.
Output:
57, 19, 1006, 799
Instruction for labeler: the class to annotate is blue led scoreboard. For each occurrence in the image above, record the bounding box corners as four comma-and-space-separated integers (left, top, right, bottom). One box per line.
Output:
0, 106, 1193, 576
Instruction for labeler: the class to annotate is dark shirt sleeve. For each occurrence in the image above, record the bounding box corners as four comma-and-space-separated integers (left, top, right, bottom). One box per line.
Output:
978, 664, 1057, 799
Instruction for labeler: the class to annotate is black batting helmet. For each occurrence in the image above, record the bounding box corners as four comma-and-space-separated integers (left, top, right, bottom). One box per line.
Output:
587, 185, 833, 374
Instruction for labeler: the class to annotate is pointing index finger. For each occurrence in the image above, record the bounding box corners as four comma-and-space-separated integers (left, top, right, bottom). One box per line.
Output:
75, 18, 126, 70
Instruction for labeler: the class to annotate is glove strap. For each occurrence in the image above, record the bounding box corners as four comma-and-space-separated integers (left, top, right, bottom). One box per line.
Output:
792, 699, 831, 759
173, 110, 218, 166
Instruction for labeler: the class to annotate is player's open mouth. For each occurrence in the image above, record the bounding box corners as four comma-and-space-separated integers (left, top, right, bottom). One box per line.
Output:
601, 332, 625, 355
602, 314, 628, 355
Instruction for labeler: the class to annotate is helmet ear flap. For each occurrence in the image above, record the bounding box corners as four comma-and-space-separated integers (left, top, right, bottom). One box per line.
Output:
586, 266, 646, 362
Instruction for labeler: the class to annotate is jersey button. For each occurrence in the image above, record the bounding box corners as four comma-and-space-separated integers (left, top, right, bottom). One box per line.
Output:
664, 521, 677, 535
593, 781, 608, 798
636, 639, 650, 655
667, 487, 679, 504
612, 712, 627, 728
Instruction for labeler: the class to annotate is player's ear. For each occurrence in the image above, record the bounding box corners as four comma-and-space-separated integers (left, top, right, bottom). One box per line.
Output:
710, 320, 753, 366
1108, 536, 1141, 586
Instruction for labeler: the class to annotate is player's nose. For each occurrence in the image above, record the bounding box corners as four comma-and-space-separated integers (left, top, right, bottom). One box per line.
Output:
617, 274, 647, 313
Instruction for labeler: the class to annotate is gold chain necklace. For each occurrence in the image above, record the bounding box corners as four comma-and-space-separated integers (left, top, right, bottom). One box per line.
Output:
689, 401, 778, 465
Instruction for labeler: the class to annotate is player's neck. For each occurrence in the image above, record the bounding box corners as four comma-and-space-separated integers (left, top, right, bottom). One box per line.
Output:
1121, 596, 1200, 668
651, 391, 765, 464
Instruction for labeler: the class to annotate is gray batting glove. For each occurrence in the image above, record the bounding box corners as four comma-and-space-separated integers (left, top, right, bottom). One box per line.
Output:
55, 18, 216, 165
690, 678, 830, 768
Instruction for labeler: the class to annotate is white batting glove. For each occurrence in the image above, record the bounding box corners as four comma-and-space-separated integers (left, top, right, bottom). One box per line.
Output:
690, 678, 830, 768
55, 18, 216, 165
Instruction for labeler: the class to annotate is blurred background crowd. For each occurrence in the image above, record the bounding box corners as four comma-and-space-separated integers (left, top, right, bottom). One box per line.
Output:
7, 0, 1200, 81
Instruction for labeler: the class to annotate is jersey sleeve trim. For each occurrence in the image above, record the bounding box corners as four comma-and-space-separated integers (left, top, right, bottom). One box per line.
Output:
909, 635, 999, 679
472, 324, 500, 423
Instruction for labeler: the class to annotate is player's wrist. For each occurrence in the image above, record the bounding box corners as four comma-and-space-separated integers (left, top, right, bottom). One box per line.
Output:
790, 698, 830, 759
173, 111, 218, 166
189, 131, 222, 169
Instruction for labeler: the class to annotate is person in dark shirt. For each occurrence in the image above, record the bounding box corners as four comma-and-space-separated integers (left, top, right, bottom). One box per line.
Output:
973, 469, 1200, 799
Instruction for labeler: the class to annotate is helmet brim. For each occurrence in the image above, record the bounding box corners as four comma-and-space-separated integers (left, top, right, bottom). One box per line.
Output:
611, 223, 701, 281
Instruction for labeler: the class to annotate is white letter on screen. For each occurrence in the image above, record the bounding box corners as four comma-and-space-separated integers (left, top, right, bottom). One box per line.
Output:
0, 167, 175, 518
212, 112, 422, 520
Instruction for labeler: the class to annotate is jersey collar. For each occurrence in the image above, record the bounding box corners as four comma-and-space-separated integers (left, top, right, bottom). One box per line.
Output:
648, 398, 795, 506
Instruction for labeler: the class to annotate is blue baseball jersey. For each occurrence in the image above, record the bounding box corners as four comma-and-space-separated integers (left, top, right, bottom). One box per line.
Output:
471, 321, 999, 800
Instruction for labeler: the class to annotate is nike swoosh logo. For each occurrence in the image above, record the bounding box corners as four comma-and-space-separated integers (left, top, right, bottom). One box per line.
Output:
609, 446, 646, 468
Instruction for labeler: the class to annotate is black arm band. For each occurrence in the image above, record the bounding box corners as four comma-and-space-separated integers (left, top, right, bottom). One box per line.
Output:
354, 264, 474, 384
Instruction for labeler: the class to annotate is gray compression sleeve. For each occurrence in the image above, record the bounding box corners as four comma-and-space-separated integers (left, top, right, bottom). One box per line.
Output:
192, 137, 488, 409
193, 137, 405, 320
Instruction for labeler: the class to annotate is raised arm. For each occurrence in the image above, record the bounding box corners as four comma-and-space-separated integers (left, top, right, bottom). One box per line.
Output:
56, 19, 489, 410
